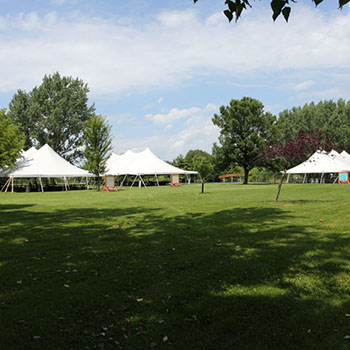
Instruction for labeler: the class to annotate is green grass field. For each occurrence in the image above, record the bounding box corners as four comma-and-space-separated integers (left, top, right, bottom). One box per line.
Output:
1, 184, 350, 349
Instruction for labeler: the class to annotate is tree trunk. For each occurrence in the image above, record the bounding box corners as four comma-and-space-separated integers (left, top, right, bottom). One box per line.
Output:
275, 170, 286, 202
201, 181, 204, 193
243, 167, 249, 184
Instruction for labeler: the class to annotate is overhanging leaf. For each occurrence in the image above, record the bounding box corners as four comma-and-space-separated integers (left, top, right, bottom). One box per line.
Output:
226, 0, 236, 13
224, 9, 233, 22
339, 0, 350, 7
282, 6, 291, 22
271, 0, 287, 21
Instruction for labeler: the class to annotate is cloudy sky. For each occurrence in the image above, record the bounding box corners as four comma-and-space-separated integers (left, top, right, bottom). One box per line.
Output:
1, 0, 350, 160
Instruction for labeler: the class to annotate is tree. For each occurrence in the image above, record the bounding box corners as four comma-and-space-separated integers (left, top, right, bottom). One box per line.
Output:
184, 149, 217, 181
171, 154, 190, 170
194, 0, 349, 23
265, 129, 337, 201
184, 149, 212, 166
212, 97, 278, 184
277, 99, 350, 152
83, 114, 113, 186
8, 72, 95, 162
7, 90, 32, 150
0, 109, 24, 169
193, 155, 214, 193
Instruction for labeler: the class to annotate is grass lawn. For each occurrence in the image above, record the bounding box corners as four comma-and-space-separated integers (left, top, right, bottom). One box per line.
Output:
1, 184, 350, 349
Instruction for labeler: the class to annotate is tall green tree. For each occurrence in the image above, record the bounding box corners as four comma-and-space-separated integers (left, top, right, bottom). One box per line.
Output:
171, 154, 190, 170
212, 97, 278, 184
8, 72, 95, 162
185, 149, 216, 181
83, 114, 113, 183
7, 90, 32, 150
0, 109, 24, 169
277, 99, 350, 152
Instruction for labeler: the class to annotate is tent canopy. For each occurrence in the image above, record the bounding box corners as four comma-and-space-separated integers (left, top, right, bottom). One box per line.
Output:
105, 147, 198, 176
0, 144, 94, 178
286, 150, 350, 174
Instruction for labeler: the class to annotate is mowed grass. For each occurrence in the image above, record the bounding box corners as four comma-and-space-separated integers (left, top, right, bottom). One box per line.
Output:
1, 184, 350, 350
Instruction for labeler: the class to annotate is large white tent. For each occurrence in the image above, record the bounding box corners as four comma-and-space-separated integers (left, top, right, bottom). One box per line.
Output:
1, 144, 94, 192
105, 147, 198, 187
286, 150, 350, 183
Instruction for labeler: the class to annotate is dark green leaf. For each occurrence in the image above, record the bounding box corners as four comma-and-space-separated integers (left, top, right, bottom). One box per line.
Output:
226, 0, 236, 13
224, 9, 233, 22
339, 0, 350, 7
271, 0, 286, 21
313, 0, 323, 6
236, 3, 245, 20
282, 6, 291, 22
243, 0, 252, 7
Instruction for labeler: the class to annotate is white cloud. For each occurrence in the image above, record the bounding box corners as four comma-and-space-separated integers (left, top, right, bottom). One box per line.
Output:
158, 97, 164, 104
0, 6, 350, 96
146, 107, 201, 124
292, 80, 315, 91
116, 103, 220, 159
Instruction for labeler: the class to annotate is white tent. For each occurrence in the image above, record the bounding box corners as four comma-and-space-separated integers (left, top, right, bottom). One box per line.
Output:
339, 150, 350, 164
21, 146, 38, 159
105, 147, 198, 187
328, 149, 340, 158
286, 150, 350, 183
332, 151, 350, 169
1, 144, 94, 192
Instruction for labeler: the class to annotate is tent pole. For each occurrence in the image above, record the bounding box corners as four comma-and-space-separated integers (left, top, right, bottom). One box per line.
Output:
120, 175, 127, 187
155, 174, 159, 186
86, 177, 89, 190
320, 173, 324, 183
333, 175, 338, 184
11, 176, 14, 193
140, 175, 147, 188
39, 177, 44, 192
303, 173, 306, 184
2, 177, 11, 192
130, 175, 138, 187
286, 174, 290, 184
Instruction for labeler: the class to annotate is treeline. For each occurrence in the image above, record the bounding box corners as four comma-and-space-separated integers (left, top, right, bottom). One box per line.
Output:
172, 98, 350, 183
278, 99, 350, 150
2, 72, 349, 185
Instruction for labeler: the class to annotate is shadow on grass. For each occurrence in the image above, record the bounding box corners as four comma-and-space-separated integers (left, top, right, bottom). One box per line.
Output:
1, 204, 350, 349
278, 199, 336, 204
0, 204, 36, 211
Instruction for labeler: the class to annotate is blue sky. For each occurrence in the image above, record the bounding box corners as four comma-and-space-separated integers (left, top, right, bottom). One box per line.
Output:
1, 0, 350, 160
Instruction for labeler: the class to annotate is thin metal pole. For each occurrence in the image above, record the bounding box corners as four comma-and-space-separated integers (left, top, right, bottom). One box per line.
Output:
140, 176, 147, 188
120, 175, 127, 187
39, 177, 44, 192
155, 174, 159, 186
286, 173, 290, 184
130, 175, 138, 187
1, 177, 10, 192
11, 177, 14, 193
